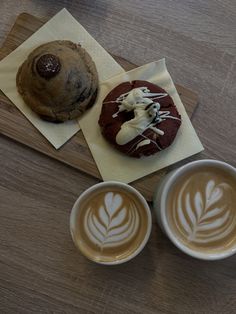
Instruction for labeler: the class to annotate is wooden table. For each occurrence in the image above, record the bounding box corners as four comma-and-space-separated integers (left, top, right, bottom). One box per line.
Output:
0, 1, 235, 313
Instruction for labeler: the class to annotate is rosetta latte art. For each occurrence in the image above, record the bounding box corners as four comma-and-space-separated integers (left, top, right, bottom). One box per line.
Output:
84, 192, 139, 248
173, 179, 235, 244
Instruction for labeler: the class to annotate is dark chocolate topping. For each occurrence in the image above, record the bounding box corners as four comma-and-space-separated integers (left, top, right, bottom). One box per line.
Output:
36, 54, 61, 79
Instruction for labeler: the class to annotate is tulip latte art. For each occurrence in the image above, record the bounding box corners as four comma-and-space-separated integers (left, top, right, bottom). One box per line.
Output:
73, 186, 149, 263
167, 166, 236, 253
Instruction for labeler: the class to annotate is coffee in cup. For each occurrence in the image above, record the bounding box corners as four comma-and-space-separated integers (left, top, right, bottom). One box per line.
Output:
154, 160, 236, 260
70, 181, 152, 264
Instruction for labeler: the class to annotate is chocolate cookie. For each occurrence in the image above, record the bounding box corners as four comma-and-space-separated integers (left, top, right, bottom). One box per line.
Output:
16, 40, 98, 122
99, 80, 181, 158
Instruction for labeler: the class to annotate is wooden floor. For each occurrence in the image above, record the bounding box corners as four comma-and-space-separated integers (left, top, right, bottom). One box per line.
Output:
0, 1, 236, 313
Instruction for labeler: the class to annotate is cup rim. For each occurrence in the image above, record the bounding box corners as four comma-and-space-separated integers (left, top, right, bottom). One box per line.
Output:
70, 181, 152, 265
160, 159, 236, 260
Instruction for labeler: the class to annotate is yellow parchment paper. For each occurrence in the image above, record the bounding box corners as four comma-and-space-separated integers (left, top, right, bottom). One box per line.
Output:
0, 9, 124, 149
79, 59, 204, 183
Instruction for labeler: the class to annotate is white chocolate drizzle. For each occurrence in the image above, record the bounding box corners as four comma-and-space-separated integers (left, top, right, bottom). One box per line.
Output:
105, 87, 180, 149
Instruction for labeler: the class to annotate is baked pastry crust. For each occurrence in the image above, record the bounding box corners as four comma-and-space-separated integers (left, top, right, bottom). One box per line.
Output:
99, 80, 181, 157
16, 40, 98, 122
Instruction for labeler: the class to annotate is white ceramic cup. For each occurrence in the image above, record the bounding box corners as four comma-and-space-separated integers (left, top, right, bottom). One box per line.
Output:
153, 159, 236, 260
70, 181, 152, 265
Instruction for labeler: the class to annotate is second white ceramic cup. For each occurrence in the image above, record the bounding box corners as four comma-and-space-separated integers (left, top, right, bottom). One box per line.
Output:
153, 159, 236, 260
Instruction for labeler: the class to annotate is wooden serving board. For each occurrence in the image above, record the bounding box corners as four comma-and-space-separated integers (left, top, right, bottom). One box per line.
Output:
0, 13, 199, 201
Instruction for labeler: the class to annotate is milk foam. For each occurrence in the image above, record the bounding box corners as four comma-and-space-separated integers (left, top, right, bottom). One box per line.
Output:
84, 192, 139, 248
172, 177, 235, 245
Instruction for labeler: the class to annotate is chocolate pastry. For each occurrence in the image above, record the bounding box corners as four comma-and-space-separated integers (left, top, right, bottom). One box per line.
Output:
99, 80, 181, 158
16, 40, 98, 122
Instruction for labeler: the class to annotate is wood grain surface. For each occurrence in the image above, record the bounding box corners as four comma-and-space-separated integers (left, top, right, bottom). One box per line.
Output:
0, 13, 198, 202
0, 1, 236, 314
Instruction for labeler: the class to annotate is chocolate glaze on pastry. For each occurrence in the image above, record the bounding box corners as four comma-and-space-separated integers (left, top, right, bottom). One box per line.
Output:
16, 40, 98, 122
99, 80, 181, 158
36, 54, 61, 79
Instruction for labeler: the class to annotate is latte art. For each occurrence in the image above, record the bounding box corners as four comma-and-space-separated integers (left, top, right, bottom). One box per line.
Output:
167, 166, 236, 253
71, 184, 150, 263
84, 192, 139, 248
174, 179, 234, 243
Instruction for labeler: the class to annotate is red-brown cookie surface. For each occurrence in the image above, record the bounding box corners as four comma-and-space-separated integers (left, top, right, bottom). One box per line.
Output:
98, 80, 181, 158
